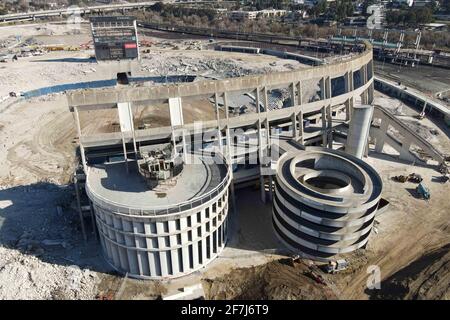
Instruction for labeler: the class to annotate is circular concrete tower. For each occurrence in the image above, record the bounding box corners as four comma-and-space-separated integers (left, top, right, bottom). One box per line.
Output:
85, 152, 231, 279
272, 147, 382, 261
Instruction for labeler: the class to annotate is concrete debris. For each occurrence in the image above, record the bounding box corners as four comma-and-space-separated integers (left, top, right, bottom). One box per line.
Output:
0, 246, 98, 300
140, 54, 273, 79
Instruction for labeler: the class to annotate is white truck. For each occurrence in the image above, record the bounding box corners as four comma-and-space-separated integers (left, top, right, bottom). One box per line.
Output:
325, 259, 349, 274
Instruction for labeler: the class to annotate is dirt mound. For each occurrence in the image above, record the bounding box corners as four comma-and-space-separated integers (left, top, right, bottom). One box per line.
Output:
369, 243, 450, 300
202, 259, 337, 300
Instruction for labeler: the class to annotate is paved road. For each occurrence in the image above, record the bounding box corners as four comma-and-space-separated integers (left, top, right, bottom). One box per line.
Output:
374, 60, 450, 96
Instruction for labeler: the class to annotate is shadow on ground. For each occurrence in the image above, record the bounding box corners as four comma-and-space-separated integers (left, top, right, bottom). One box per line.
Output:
31, 57, 96, 63
365, 243, 450, 300
226, 185, 286, 254
0, 182, 115, 275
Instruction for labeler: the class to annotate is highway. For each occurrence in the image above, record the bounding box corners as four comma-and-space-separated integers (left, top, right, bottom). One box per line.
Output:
0, 1, 161, 23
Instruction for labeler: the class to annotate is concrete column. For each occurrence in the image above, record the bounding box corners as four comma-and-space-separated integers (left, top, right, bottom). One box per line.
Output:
344, 71, 353, 93
361, 90, 368, 105
224, 92, 230, 122
320, 77, 326, 100
326, 76, 332, 99
74, 177, 87, 242
148, 251, 158, 277
263, 86, 269, 113
296, 81, 303, 105
201, 233, 207, 266
262, 88, 271, 162
214, 93, 223, 152
257, 119, 264, 161
192, 241, 199, 269
368, 82, 374, 104
374, 119, 389, 153
361, 65, 369, 104
121, 131, 129, 174
321, 106, 327, 147
421, 100, 428, 114
290, 82, 296, 107
181, 129, 188, 162
209, 229, 214, 256
89, 201, 98, 241
327, 105, 333, 149
264, 118, 270, 162
255, 87, 261, 114
345, 99, 351, 121
399, 140, 412, 162
225, 127, 232, 167
171, 249, 179, 275
215, 229, 220, 254
73, 107, 87, 174
346, 105, 374, 159
292, 112, 298, 138
298, 111, 304, 144
363, 64, 368, 85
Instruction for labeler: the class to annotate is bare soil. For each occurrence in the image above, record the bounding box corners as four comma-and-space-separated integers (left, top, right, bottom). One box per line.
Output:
368, 243, 450, 300
202, 259, 337, 300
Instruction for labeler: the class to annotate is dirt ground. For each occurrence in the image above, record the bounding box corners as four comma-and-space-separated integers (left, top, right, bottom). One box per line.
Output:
330, 155, 450, 299
369, 243, 450, 300
0, 96, 77, 186
202, 259, 337, 300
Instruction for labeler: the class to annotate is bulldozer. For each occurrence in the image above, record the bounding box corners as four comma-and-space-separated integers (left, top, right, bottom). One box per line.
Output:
392, 173, 423, 183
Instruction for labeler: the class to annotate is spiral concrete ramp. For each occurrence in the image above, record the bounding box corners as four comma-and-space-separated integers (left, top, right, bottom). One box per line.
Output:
273, 147, 383, 261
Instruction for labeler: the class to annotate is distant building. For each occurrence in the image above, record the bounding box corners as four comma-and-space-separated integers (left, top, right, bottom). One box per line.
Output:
228, 11, 258, 21
413, 0, 437, 7
344, 16, 367, 27
228, 10, 290, 21
394, 0, 414, 6
296, 0, 335, 8
420, 22, 447, 30
258, 9, 288, 19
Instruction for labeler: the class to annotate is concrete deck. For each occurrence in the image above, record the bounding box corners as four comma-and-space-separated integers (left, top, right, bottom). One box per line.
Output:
86, 156, 224, 209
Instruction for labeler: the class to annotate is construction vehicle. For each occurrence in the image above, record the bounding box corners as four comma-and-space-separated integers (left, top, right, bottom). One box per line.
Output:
305, 267, 326, 285
324, 259, 349, 274
392, 175, 409, 183
46, 45, 65, 51
408, 173, 423, 183
392, 173, 423, 183
416, 183, 430, 200
66, 46, 80, 52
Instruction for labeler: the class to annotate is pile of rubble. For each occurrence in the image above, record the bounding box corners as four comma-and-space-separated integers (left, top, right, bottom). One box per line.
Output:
0, 246, 98, 300
140, 53, 273, 79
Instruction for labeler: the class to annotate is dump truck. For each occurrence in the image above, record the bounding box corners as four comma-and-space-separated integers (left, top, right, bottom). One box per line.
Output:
324, 259, 349, 274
